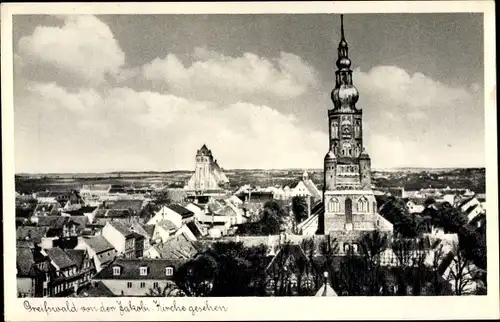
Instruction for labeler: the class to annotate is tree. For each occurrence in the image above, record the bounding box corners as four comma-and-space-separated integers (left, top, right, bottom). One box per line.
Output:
237, 200, 287, 236
446, 244, 480, 296
174, 253, 218, 297
291, 196, 308, 224
146, 283, 184, 297
339, 249, 368, 296
379, 196, 420, 238
358, 230, 389, 295
175, 241, 269, 297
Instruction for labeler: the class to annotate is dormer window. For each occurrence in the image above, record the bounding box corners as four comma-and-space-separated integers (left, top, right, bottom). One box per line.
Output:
140, 266, 148, 276
165, 267, 174, 276
113, 266, 121, 276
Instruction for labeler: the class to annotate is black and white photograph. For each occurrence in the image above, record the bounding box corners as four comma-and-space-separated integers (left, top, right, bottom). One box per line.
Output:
2, 1, 498, 321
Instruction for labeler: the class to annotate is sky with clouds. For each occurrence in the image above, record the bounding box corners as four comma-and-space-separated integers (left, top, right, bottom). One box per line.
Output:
13, 13, 484, 173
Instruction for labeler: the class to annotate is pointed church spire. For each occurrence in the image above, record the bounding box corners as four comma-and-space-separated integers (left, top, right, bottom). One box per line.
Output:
331, 14, 359, 110
340, 14, 346, 45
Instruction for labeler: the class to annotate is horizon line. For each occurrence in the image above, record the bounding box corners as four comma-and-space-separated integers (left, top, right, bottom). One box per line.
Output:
15, 165, 486, 176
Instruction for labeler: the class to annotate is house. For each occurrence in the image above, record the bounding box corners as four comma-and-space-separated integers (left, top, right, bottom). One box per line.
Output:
406, 200, 425, 214
80, 184, 112, 201
61, 191, 85, 211
152, 220, 178, 244
74, 235, 117, 272
291, 171, 322, 202
74, 280, 115, 297
296, 203, 324, 235
147, 204, 194, 227
34, 191, 58, 203
439, 251, 485, 295
102, 199, 146, 216
16, 226, 50, 245
129, 220, 155, 250
145, 232, 199, 260
226, 195, 243, 206
132, 232, 145, 259
101, 221, 136, 258
17, 246, 44, 297
461, 198, 486, 224
184, 220, 206, 240
93, 258, 184, 296
31, 247, 95, 297
185, 203, 205, 221
32, 202, 60, 217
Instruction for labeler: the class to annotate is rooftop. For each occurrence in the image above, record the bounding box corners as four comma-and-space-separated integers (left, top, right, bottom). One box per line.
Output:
82, 235, 115, 254
94, 258, 184, 280
45, 247, 77, 270
167, 204, 195, 219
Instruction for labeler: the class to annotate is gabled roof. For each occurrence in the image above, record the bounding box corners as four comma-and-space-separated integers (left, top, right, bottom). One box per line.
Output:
142, 224, 156, 237
81, 184, 111, 191
167, 204, 195, 218
129, 221, 154, 239
186, 220, 204, 239
17, 247, 36, 277
65, 249, 88, 270
94, 258, 184, 280
266, 244, 309, 274
153, 233, 198, 260
45, 247, 77, 270
77, 281, 115, 297
33, 203, 59, 214
83, 235, 115, 254
68, 216, 89, 228
156, 220, 178, 232
302, 179, 322, 199
315, 281, 338, 296
17, 225, 50, 243
36, 216, 61, 227
63, 206, 97, 216
105, 199, 144, 212
108, 221, 134, 238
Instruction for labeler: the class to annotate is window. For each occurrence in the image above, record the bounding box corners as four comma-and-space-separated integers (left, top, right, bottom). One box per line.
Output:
127, 282, 132, 288
140, 282, 145, 288
113, 266, 121, 276
165, 267, 174, 276
357, 197, 369, 212
352, 243, 359, 253
153, 282, 159, 288
344, 243, 350, 253
328, 197, 340, 213
140, 267, 148, 276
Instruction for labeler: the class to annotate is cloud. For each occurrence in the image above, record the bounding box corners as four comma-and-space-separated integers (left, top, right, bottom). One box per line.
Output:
353, 65, 484, 167
16, 15, 125, 85
15, 82, 327, 173
142, 48, 318, 101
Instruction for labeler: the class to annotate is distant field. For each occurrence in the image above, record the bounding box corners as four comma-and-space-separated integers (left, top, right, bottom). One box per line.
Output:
14, 167, 486, 194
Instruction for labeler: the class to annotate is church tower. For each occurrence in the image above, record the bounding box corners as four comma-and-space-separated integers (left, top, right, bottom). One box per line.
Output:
320, 15, 380, 234
186, 144, 230, 192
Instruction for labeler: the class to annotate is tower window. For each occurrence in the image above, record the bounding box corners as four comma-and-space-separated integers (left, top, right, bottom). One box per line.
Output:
357, 197, 369, 212
328, 197, 340, 212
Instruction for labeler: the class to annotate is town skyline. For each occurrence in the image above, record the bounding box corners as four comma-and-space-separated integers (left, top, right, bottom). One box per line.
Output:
13, 13, 485, 173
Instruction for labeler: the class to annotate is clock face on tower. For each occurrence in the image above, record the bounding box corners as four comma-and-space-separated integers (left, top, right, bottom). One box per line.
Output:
341, 124, 352, 139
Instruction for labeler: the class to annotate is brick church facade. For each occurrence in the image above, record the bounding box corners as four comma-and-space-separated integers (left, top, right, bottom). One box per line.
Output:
318, 16, 393, 234
186, 144, 230, 192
